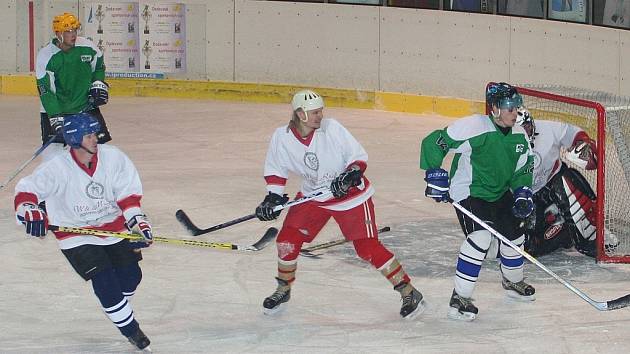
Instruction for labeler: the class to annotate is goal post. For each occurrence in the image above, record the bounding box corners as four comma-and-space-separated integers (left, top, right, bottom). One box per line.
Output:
486, 83, 630, 263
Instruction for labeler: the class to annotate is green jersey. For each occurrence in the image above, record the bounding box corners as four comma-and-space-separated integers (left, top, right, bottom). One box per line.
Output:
420, 114, 533, 202
35, 37, 105, 116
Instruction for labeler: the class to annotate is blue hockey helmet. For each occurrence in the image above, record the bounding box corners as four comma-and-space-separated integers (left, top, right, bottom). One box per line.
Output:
62, 113, 101, 148
486, 82, 523, 110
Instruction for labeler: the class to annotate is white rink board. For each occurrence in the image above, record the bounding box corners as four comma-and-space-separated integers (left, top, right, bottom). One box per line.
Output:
1, 96, 630, 353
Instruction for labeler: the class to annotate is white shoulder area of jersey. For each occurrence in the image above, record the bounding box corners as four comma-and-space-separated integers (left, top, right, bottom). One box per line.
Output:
319, 118, 343, 133
75, 36, 98, 50
446, 114, 494, 141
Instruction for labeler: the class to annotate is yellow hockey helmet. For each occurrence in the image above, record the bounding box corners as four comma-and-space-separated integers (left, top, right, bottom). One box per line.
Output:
52, 12, 81, 33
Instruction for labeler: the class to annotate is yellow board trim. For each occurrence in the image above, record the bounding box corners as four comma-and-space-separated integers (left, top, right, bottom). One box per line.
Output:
0, 74, 481, 117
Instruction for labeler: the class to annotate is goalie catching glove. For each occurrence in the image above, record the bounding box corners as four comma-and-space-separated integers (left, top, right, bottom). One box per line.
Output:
256, 192, 290, 221
330, 165, 363, 198
127, 214, 153, 248
424, 168, 449, 202
565, 138, 597, 170
16, 203, 48, 237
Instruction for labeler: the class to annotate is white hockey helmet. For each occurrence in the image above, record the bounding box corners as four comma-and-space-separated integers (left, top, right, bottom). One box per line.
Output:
291, 90, 324, 112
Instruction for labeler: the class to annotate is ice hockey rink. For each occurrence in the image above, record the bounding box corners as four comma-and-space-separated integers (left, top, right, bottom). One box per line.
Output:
1, 95, 630, 353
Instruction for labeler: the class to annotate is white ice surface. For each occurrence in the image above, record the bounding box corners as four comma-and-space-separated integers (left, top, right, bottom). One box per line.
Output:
1, 96, 629, 353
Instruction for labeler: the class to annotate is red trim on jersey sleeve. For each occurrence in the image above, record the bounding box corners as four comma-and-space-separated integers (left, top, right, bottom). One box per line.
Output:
290, 125, 315, 146
264, 175, 287, 186
52, 215, 128, 240
70, 149, 99, 177
117, 194, 142, 212
14, 192, 39, 210
347, 160, 367, 173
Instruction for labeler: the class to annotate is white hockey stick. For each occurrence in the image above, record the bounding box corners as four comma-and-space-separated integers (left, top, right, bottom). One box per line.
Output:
0, 135, 57, 192
452, 200, 630, 311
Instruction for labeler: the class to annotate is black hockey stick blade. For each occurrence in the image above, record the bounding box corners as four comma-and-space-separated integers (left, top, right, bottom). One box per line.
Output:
175, 209, 256, 236
605, 294, 630, 310
248, 227, 278, 251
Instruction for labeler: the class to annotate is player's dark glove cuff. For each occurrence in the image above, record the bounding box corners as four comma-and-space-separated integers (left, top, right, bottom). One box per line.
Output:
255, 192, 289, 221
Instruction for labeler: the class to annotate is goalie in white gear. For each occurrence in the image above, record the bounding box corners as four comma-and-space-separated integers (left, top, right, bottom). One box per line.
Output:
504, 107, 619, 258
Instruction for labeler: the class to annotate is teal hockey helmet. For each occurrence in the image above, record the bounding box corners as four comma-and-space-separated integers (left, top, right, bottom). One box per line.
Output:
486, 82, 523, 110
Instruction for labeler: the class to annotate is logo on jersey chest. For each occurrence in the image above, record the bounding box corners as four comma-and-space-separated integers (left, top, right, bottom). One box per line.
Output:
85, 181, 105, 199
515, 144, 525, 153
81, 55, 93, 62
303, 152, 319, 171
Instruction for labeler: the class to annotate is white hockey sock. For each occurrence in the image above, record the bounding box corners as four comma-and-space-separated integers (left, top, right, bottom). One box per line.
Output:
103, 297, 135, 329
454, 230, 491, 298
500, 235, 525, 283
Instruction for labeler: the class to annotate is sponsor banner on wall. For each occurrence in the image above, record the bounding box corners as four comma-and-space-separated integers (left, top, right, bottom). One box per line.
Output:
84, 2, 140, 72
548, 0, 587, 22
138, 2, 186, 73
603, 0, 630, 28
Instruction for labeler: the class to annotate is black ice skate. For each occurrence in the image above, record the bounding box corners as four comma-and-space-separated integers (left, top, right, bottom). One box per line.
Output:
447, 290, 478, 322
127, 327, 151, 351
263, 277, 291, 315
394, 282, 426, 320
502, 277, 536, 302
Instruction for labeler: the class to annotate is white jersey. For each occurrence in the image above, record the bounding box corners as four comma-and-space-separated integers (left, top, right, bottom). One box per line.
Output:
263, 118, 374, 211
529, 120, 585, 192
15, 145, 144, 249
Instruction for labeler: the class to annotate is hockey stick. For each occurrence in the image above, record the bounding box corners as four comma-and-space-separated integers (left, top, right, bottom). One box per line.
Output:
299, 226, 391, 257
451, 200, 630, 311
175, 189, 333, 236
0, 135, 57, 191
49, 225, 278, 252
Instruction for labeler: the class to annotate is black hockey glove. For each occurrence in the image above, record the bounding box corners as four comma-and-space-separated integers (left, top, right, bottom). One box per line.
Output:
88, 80, 109, 107
330, 165, 363, 198
512, 186, 534, 219
48, 115, 66, 143
255, 192, 289, 221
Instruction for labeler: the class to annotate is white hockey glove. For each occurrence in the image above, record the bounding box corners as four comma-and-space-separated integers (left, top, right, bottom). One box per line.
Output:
16, 203, 48, 238
127, 214, 153, 248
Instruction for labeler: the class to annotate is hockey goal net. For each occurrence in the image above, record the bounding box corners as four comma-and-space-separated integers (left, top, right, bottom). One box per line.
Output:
511, 84, 630, 263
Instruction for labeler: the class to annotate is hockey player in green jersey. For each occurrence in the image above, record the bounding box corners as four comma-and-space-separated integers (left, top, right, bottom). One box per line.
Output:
36, 12, 112, 160
419, 82, 536, 321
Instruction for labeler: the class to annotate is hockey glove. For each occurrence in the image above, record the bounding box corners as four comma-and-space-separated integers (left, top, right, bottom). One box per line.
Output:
566, 139, 597, 170
512, 186, 534, 219
424, 168, 449, 202
255, 192, 289, 221
88, 80, 109, 107
16, 203, 48, 237
48, 115, 66, 143
127, 214, 153, 248
330, 165, 363, 198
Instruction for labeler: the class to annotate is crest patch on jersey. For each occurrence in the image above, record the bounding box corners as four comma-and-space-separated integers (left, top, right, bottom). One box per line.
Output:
515, 143, 525, 153
85, 181, 105, 199
37, 83, 47, 96
303, 152, 319, 171
81, 55, 93, 62
436, 135, 448, 151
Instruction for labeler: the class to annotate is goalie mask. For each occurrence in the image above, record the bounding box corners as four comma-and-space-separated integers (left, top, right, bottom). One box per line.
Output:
516, 107, 536, 138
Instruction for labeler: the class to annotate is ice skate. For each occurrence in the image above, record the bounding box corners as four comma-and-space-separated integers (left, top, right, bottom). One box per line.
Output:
263, 277, 291, 315
447, 290, 478, 322
394, 282, 426, 320
502, 277, 536, 302
127, 327, 151, 351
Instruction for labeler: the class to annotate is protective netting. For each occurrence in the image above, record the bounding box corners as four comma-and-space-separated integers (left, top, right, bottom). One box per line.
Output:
519, 85, 630, 262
